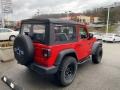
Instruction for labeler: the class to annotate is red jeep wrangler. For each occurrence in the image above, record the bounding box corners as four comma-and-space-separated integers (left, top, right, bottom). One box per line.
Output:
13, 18, 103, 86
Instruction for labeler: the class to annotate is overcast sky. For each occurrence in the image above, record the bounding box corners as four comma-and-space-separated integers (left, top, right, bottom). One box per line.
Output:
1, 0, 120, 20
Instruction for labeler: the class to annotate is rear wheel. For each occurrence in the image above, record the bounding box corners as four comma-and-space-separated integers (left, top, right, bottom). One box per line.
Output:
92, 47, 103, 64
55, 57, 77, 86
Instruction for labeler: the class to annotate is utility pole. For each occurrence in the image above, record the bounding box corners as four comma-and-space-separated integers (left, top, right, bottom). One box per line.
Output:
1, 13, 5, 28
105, 2, 120, 34
0, 0, 13, 28
0, 0, 5, 28
106, 7, 110, 34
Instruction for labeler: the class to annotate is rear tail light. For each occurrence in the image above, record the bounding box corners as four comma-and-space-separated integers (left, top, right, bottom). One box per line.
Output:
42, 49, 51, 58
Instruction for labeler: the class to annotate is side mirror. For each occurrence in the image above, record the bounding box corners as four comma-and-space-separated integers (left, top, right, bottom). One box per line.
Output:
88, 33, 93, 39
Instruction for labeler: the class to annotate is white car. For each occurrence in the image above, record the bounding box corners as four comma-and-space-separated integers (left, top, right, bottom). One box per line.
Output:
0, 28, 19, 41
90, 32, 102, 40
102, 33, 120, 42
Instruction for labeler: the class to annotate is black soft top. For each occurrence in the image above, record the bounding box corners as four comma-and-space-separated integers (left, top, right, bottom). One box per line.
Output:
22, 18, 78, 25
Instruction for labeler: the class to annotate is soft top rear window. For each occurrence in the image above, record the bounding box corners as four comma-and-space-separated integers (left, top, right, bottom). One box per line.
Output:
21, 24, 46, 44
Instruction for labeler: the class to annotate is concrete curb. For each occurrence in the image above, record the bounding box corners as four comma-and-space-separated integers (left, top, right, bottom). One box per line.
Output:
0, 47, 14, 63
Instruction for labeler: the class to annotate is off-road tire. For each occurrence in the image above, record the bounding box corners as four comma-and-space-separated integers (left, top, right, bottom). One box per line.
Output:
55, 57, 77, 86
92, 47, 103, 64
13, 35, 34, 65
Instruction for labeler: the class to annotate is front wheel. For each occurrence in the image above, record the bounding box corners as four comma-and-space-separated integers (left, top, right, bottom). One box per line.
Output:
55, 57, 77, 86
9, 35, 16, 41
92, 47, 103, 64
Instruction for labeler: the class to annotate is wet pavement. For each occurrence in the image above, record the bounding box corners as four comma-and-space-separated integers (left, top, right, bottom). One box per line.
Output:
0, 43, 120, 90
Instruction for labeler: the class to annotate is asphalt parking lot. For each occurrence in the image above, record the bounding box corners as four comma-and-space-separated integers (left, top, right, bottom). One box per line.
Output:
0, 43, 120, 90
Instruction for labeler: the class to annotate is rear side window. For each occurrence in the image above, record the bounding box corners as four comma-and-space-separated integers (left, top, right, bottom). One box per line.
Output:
33, 25, 45, 34
32, 25, 45, 43
21, 24, 46, 44
54, 25, 76, 42
21, 24, 31, 35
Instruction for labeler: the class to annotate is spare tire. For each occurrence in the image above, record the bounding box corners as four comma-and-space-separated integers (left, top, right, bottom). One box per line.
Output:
13, 35, 34, 65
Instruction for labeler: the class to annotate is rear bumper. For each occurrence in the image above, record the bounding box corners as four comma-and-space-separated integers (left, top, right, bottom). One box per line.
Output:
29, 63, 58, 74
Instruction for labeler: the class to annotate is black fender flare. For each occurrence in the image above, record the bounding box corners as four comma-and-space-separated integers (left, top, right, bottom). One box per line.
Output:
55, 49, 77, 66
92, 41, 102, 55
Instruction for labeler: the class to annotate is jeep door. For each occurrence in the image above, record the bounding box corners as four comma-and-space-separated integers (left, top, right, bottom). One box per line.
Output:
76, 26, 90, 60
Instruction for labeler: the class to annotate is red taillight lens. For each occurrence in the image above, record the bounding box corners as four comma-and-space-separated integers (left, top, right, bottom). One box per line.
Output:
42, 49, 51, 58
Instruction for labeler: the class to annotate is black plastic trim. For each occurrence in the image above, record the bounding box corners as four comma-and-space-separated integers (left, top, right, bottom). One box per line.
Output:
92, 41, 102, 55
55, 49, 76, 66
30, 63, 58, 74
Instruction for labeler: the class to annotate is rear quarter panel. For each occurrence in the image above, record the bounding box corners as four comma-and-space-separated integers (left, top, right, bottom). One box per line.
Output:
33, 42, 80, 67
